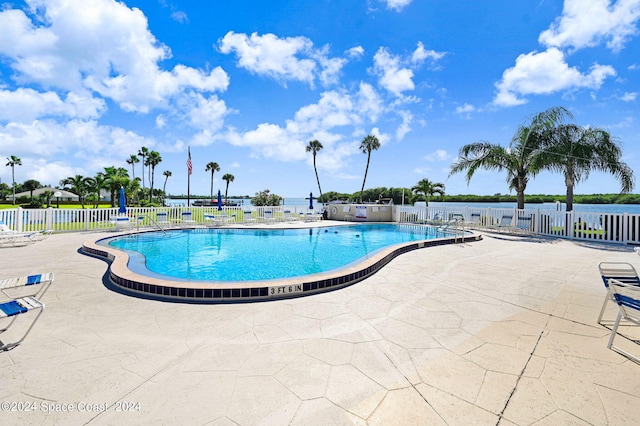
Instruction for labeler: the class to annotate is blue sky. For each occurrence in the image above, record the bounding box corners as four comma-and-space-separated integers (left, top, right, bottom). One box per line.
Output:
0, 0, 639, 199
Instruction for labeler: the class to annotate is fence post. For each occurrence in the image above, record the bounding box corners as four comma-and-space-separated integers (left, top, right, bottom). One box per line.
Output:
46, 207, 54, 231
16, 207, 23, 232
623, 212, 629, 244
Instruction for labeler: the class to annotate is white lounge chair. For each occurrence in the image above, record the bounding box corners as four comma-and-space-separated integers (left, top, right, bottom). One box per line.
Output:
180, 211, 197, 226
155, 211, 172, 227
604, 278, 640, 362
110, 216, 131, 231
242, 209, 257, 224
0, 296, 45, 351
598, 262, 640, 324
0, 272, 54, 300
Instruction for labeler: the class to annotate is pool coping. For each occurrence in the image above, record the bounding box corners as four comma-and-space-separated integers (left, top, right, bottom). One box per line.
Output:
82, 223, 482, 303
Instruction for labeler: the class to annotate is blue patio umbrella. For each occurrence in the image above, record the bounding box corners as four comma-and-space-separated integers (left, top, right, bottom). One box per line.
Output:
217, 189, 223, 211
309, 192, 314, 210
118, 187, 127, 214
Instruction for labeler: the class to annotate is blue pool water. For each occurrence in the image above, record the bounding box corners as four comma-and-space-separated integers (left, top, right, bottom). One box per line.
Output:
102, 224, 453, 282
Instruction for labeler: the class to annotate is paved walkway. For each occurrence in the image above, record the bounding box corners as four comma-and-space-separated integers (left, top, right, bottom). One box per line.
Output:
1, 227, 639, 425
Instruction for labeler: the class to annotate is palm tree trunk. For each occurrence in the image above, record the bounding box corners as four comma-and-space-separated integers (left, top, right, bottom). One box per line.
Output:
313, 155, 323, 198
360, 152, 371, 202
516, 190, 525, 210
11, 167, 15, 205
210, 173, 214, 199
225, 182, 230, 200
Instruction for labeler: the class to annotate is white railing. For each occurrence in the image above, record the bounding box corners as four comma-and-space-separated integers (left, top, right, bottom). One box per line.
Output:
397, 205, 640, 245
2, 204, 639, 245
0, 205, 323, 233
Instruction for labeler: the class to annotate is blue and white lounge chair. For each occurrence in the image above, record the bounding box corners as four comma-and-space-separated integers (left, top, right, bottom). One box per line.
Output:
0, 296, 45, 351
496, 214, 514, 231
604, 278, 640, 362
180, 211, 197, 226
0, 273, 54, 300
516, 215, 532, 233
598, 262, 640, 324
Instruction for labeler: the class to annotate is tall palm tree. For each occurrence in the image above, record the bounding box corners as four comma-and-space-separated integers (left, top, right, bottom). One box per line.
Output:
537, 124, 634, 211
5, 155, 22, 204
222, 173, 235, 201
411, 178, 445, 206
205, 161, 220, 199
146, 151, 162, 203
359, 135, 381, 202
126, 154, 140, 180
61, 175, 92, 208
305, 140, 324, 198
162, 170, 172, 196
449, 106, 573, 209
137, 146, 149, 190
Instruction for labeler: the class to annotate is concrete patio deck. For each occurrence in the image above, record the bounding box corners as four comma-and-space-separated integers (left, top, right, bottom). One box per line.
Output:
1, 225, 639, 425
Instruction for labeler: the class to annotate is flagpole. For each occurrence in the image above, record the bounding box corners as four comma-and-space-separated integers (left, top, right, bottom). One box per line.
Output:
187, 146, 192, 207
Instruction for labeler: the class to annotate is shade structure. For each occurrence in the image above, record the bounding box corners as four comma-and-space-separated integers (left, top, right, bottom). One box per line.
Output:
309, 192, 313, 210
118, 187, 127, 214
217, 190, 223, 211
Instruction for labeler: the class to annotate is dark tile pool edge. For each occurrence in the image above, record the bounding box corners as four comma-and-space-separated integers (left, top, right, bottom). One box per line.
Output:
82, 230, 482, 304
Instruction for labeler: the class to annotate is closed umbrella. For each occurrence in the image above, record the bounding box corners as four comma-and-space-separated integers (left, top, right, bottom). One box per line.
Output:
309, 192, 313, 210
118, 187, 127, 214
217, 190, 223, 211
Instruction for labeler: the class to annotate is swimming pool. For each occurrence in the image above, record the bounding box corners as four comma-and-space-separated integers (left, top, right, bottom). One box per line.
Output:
102, 224, 457, 281
83, 223, 481, 303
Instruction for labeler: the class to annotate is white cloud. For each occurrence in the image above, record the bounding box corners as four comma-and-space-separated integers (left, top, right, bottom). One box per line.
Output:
346, 46, 364, 58
218, 31, 349, 88
395, 110, 412, 140
372, 43, 445, 96
382, 0, 413, 12
373, 47, 415, 96
411, 42, 446, 66
539, 0, 640, 52
424, 149, 451, 162
493, 48, 616, 106
0, 88, 106, 122
455, 103, 476, 114
620, 92, 638, 101
0, 0, 229, 113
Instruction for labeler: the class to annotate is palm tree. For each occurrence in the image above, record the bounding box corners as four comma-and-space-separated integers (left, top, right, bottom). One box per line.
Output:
61, 175, 92, 208
449, 106, 573, 209
537, 124, 634, 211
162, 170, 172, 196
205, 161, 220, 199
126, 154, 140, 180
102, 167, 129, 207
222, 173, 235, 201
5, 155, 22, 204
305, 140, 324, 198
87, 174, 106, 208
358, 135, 381, 202
411, 178, 445, 206
137, 146, 149, 190
146, 151, 162, 203
22, 179, 41, 203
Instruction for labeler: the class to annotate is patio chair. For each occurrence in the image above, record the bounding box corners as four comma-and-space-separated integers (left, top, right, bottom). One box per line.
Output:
242, 209, 257, 224
604, 278, 640, 362
0, 272, 54, 300
180, 211, 197, 226
0, 296, 45, 351
516, 215, 532, 233
496, 214, 514, 231
598, 262, 640, 324
110, 216, 131, 231
468, 212, 482, 228
156, 211, 172, 227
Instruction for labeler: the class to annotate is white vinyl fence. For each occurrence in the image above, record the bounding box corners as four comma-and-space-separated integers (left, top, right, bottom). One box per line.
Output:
2, 204, 639, 245
396, 205, 640, 245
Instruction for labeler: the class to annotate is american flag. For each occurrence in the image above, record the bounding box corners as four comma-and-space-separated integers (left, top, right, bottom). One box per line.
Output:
187, 147, 192, 175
